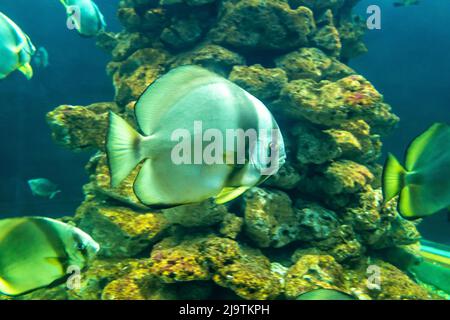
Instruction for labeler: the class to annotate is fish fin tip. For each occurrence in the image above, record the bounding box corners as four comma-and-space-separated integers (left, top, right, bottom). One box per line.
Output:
18, 63, 33, 80
106, 112, 144, 188
49, 190, 61, 200
382, 153, 406, 203
214, 186, 249, 204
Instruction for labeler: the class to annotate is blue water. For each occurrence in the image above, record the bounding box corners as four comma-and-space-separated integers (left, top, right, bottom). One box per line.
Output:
0, 1, 448, 245
0, 0, 120, 217
351, 0, 450, 244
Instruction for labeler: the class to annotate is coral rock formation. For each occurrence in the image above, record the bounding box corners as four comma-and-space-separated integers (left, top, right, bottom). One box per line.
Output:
32, 0, 439, 300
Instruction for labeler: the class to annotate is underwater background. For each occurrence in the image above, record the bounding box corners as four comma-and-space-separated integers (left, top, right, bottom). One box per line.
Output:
0, 0, 449, 300
0, 0, 120, 217
1, 0, 448, 242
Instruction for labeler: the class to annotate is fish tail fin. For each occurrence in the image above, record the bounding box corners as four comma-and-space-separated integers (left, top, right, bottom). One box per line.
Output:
50, 190, 61, 200
106, 112, 145, 188
18, 63, 33, 80
383, 153, 407, 203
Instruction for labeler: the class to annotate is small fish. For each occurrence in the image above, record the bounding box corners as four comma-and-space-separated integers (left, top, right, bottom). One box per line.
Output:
0, 11, 35, 80
60, 0, 106, 37
383, 123, 450, 220
32, 47, 49, 69
106, 65, 286, 208
296, 289, 356, 300
28, 178, 61, 199
0, 217, 99, 296
393, 0, 420, 7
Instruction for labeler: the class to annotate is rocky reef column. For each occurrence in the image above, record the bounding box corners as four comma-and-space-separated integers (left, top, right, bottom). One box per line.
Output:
40, 0, 437, 300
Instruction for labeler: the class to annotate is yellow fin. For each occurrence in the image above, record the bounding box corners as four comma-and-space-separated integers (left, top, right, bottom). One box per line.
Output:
382, 153, 406, 203
13, 42, 25, 54
18, 63, 33, 80
0, 277, 15, 296
215, 186, 249, 204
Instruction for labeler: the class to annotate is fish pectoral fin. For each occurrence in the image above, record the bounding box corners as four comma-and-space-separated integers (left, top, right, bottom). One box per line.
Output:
18, 63, 33, 80
214, 186, 249, 205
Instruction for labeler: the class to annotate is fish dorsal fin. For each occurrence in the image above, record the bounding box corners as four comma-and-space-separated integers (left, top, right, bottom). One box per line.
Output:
0, 218, 26, 243
134, 65, 227, 136
405, 123, 450, 171
91, 2, 106, 30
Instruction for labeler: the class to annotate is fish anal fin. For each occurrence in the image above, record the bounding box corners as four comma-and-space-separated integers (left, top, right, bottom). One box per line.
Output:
215, 186, 249, 205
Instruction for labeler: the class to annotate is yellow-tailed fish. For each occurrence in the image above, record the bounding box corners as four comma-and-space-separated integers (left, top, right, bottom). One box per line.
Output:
0, 11, 35, 80
0, 217, 99, 296
382, 123, 450, 220
106, 65, 286, 208
296, 289, 356, 300
60, 0, 106, 37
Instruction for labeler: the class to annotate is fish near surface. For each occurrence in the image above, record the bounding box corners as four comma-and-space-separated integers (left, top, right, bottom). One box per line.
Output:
0, 217, 99, 296
28, 178, 61, 199
106, 65, 286, 208
383, 123, 450, 220
60, 0, 106, 37
0, 11, 35, 80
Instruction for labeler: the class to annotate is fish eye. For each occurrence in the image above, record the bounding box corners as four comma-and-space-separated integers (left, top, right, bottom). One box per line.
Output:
76, 242, 87, 252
